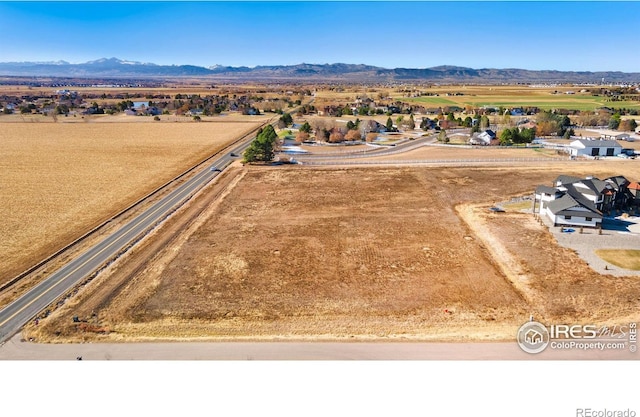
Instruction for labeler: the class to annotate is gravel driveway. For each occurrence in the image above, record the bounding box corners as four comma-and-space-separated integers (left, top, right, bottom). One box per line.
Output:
544, 215, 640, 277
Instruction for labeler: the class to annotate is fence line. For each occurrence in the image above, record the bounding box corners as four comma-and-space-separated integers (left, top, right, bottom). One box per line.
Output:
299, 157, 585, 166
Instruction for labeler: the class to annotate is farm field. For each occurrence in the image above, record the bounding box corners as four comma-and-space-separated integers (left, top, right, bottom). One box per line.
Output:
398, 92, 640, 112
0, 112, 272, 124
0, 120, 261, 284
312, 84, 640, 112
27, 164, 640, 342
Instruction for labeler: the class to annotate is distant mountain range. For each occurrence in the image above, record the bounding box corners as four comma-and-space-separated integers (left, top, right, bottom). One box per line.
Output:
0, 57, 638, 83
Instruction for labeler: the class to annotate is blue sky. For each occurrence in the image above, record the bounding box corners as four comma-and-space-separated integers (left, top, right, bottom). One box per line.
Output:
0, 1, 638, 72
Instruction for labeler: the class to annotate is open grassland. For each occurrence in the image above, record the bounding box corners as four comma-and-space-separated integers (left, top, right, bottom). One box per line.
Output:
595, 250, 640, 271
28, 163, 640, 342
0, 121, 261, 284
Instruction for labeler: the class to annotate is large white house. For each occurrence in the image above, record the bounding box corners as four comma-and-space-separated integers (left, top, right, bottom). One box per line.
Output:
568, 139, 622, 157
535, 184, 603, 228
534, 175, 634, 228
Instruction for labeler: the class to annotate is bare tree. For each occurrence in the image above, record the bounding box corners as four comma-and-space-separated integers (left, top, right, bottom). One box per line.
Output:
295, 131, 310, 143
345, 130, 362, 141
329, 130, 344, 143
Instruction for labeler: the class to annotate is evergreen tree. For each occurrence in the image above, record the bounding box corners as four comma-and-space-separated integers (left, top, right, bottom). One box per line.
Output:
243, 125, 278, 162
299, 122, 312, 133
386, 117, 394, 131
407, 114, 415, 130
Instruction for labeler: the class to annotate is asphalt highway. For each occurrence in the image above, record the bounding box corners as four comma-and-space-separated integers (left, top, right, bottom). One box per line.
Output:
0, 137, 254, 344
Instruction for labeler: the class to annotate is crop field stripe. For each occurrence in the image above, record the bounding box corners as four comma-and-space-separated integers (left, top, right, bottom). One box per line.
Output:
396, 94, 640, 111
0, 167, 214, 328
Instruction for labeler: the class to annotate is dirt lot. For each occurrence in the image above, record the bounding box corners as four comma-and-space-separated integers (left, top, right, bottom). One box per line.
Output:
0, 121, 261, 284
26, 163, 640, 342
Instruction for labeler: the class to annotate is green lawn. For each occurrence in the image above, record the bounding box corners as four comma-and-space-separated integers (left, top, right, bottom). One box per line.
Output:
501, 201, 533, 211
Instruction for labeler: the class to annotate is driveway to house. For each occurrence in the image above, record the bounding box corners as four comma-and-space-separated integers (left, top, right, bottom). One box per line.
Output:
545, 215, 640, 277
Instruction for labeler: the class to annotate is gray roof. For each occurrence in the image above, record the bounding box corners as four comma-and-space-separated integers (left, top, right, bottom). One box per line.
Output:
555, 175, 583, 186
547, 194, 580, 214
571, 139, 622, 148
553, 209, 602, 219
605, 176, 629, 190
536, 185, 559, 195
547, 192, 601, 216
575, 178, 607, 195
563, 184, 602, 214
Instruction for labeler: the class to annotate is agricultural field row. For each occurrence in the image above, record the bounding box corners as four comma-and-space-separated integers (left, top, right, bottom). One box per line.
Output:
398, 94, 640, 112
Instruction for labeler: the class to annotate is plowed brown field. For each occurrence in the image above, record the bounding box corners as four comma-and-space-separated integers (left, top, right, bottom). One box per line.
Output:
0, 121, 260, 283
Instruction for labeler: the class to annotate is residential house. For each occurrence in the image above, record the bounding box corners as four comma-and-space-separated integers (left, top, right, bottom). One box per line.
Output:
132, 101, 148, 110
469, 129, 496, 146
146, 106, 162, 116
586, 129, 635, 142
535, 174, 634, 227
627, 182, 640, 205
534, 181, 603, 228
186, 108, 204, 117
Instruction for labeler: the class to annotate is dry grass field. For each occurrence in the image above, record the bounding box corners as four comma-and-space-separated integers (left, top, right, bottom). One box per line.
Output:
0, 112, 272, 124
27, 163, 640, 343
478, 210, 640, 322
344, 145, 563, 161
0, 120, 261, 284
595, 250, 640, 271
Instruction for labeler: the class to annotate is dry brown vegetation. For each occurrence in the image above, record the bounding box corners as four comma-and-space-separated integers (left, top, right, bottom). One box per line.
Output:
479, 211, 640, 322
26, 163, 640, 343
0, 120, 261, 283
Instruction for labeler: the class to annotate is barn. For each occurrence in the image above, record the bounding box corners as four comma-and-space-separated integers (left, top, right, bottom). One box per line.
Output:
568, 140, 622, 158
